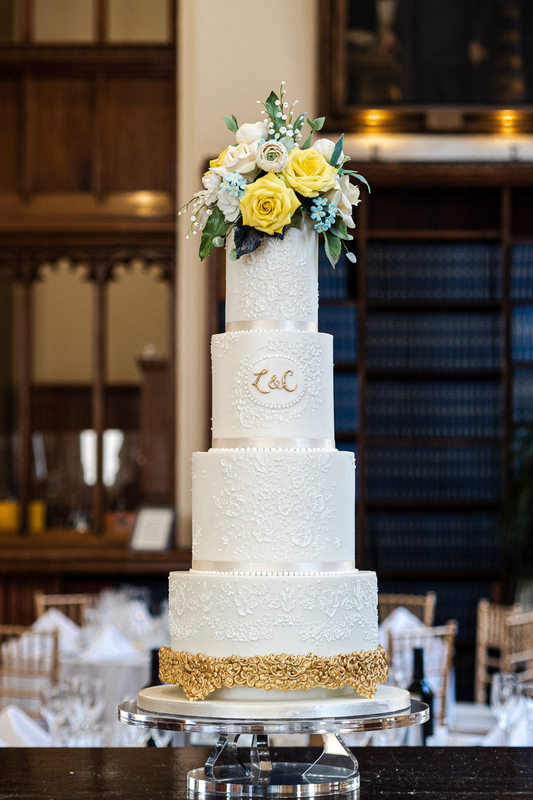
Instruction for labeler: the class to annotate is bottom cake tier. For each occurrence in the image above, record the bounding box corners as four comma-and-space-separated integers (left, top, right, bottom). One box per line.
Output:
162, 570, 386, 702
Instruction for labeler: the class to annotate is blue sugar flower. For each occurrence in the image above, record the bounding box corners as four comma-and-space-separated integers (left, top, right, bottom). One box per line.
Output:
327, 202, 338, 220
220, 172, 247, 198
312, 201, 338, 233
310, 197, 334, 225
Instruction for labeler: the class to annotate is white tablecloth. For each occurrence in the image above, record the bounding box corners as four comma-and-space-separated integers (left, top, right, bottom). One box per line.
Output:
60, 652, 150, 723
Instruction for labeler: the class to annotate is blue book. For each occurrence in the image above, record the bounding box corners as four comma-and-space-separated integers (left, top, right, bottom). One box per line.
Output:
318, 243, 349, 299
367, 242, 501, 300
512, 308, 533, 361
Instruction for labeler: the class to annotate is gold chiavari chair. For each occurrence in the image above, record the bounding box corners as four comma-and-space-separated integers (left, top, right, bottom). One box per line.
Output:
378, 591, 437, 627
502, 609, 533, 683
388, 620, 457, 726
0, 625, 60, 718
474, 599, 522, 704
34, 591, 98, 627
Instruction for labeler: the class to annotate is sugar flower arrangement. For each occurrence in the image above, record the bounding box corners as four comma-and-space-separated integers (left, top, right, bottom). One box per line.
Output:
181, 83, 368, 268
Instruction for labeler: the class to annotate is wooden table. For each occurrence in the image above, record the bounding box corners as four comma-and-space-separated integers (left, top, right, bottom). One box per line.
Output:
1, 747, 532, 798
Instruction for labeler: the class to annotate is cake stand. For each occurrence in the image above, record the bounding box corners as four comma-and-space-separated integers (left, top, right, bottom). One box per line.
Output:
118, 685, 429, 797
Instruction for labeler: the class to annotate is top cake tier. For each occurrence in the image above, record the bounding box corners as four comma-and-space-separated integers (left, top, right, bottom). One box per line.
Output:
225, 217, 318, 330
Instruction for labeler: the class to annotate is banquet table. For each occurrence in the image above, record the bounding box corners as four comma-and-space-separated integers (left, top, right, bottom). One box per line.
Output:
1, 747, 532, 799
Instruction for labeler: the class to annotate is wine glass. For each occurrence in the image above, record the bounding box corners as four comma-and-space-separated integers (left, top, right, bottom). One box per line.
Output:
40, 683, 68, 746
151, 729, 174, 747
490, 673, 523, 744
64, 675, 87, 744
81, 677, 105, 730
522, 684, 533, 745
117, 724, 151, 747
371, 727, 406, 746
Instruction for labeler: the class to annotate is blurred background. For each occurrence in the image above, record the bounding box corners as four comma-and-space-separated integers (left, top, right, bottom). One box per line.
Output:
0, 0, 532, 745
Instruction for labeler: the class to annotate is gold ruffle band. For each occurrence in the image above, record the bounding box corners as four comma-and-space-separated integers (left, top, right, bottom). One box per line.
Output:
159, 644, 388, 702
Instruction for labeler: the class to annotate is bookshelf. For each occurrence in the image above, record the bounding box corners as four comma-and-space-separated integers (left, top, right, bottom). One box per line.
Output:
211, 163, 533, 700
322, 163, 533, 699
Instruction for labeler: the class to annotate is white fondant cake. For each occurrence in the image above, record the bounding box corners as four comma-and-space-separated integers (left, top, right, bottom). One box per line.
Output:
225, 217, 319, 328
191, 449, 355, 569
161, 89, 385, 707
168, 571, 377, 658
162, 217, 384, 702
211, 330, 334, 445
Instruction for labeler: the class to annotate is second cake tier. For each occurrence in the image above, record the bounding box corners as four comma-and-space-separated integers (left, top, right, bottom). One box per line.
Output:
192, 448, 356, 570
211, 330, 334, 446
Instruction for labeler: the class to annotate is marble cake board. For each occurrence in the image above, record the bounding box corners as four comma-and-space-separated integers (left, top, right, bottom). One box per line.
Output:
137, 683, 410, 720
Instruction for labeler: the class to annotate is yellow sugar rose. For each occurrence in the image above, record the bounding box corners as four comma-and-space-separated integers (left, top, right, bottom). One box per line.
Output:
209, 147, 228, 170
240, 172, 301, 236
282, 146, 338, 197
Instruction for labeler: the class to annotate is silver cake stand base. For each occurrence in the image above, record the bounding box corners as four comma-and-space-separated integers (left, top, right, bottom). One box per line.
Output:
118, 687, 429, 798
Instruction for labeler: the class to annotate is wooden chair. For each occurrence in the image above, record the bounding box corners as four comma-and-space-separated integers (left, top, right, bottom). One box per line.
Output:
388, 620, 457, 725
502, 609, 533, 683
474, 599, 522, 704
0, 625, 60, 718
378, 591, 437, 627
34, 591, 97, 627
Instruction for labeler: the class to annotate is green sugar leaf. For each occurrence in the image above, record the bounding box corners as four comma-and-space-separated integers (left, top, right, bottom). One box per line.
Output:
339, 169, 371, 192
280, 136, 295, 152
293, 112, 306, 131
346, 250, 357, 264
300, 133, 313, 150
324, 229, 342, 267
329, 134, 344, 167
222, 115, 238, 133
265, 91, 279, 125
290, 207, 303, 229
199, 206, 230, 260
234, 223, 264, 258
330, 220, 352, 241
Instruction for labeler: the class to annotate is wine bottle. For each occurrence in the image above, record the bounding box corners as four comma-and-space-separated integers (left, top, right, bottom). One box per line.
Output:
148, 648, 162, 688
143, 649, 162, 747
407, 647, 434, 744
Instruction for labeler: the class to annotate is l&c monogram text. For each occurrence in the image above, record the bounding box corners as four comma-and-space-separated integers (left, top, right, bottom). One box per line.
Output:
252, 369, 298, 395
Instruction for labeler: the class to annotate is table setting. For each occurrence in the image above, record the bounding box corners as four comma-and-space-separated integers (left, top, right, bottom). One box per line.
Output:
0, 587, 170, 746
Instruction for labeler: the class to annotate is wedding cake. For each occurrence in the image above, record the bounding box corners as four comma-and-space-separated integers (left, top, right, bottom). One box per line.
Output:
159, 86, 387, 707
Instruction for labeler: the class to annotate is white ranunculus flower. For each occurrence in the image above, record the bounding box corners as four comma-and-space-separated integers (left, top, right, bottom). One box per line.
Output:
324, 174, 360, 228
216, 185, 241, 222
255, 140, 288, 172
313, 137, 344, 166
236, 120, 268, 145
201, 170, 222, 204
212, 142, 259, 179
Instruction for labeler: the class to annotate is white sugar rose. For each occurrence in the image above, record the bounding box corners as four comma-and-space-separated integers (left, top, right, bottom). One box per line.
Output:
236, 120, 268, 145
325, 174, 360, 228
212, 142, 259, 179
201, 170, 221, 204
313, 137, 344, 167
255, 140, 288, 173
216, 185, 241, 222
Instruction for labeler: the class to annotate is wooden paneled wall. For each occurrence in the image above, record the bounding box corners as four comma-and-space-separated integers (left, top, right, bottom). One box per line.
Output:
0, 43, 176, 535
0, 47, 175, 202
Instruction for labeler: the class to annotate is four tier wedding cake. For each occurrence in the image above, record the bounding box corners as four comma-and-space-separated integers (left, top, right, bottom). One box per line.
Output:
159, 86, 387, 705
